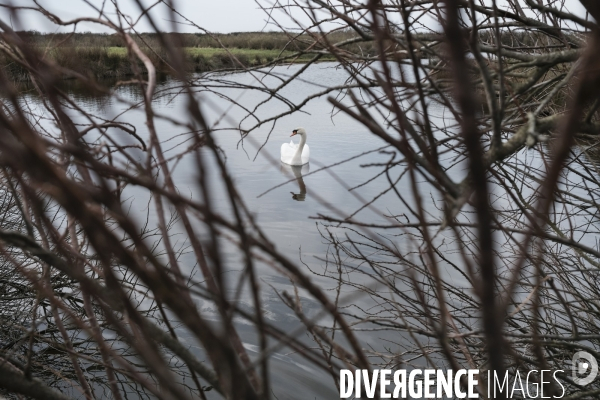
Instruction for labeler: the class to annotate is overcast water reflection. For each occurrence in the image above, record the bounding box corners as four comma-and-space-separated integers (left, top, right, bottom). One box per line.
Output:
21, 63, 432, 399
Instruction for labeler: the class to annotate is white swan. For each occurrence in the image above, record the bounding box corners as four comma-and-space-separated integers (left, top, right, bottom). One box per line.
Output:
281, 127, 310, 166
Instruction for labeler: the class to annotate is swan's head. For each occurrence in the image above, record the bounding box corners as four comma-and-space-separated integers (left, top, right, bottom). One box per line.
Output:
290, 127, 306, 137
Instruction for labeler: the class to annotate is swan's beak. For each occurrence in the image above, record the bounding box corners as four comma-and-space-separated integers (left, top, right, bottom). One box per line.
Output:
290, 130, 298, 137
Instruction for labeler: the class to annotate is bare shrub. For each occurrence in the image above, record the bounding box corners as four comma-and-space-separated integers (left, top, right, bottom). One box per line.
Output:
0, 1, 598, 399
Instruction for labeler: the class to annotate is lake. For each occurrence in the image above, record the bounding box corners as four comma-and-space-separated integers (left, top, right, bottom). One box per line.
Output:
17, 62, 428, 398
16, 60, 575, 399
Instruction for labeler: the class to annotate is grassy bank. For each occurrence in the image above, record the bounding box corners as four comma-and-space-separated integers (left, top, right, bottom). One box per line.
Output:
0, 31, 351, 81
1, 46, 332, 82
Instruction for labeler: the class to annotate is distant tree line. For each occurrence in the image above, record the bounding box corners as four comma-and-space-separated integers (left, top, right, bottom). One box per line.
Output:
0, 30, 368, 80
15, 30, 374, 53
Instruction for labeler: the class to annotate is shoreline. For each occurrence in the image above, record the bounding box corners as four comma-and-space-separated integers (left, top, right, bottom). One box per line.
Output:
2, 34, 344, 82
1, 47, 336, 82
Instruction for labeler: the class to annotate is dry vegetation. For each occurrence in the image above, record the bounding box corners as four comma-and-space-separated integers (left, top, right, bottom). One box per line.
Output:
0, 1, 599, 400
0, 31, 353, 80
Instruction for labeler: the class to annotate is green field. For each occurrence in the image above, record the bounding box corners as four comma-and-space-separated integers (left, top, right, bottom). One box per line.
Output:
1, 32, 351, 80
6, 31, 358, 80
2, 38, 339, 81
106, 46, 326, 62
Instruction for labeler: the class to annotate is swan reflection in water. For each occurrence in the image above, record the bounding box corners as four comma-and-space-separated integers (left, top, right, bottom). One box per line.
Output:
280, 163, 309, 201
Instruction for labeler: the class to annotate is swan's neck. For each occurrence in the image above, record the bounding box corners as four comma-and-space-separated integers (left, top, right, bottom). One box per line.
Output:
293, 134, 306, 160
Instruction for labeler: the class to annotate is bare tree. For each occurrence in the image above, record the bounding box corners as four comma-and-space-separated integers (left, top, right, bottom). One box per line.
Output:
0, 0, 599, 399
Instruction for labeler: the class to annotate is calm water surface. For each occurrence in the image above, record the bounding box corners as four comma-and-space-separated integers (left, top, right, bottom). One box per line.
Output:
22, 63, 465, 399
